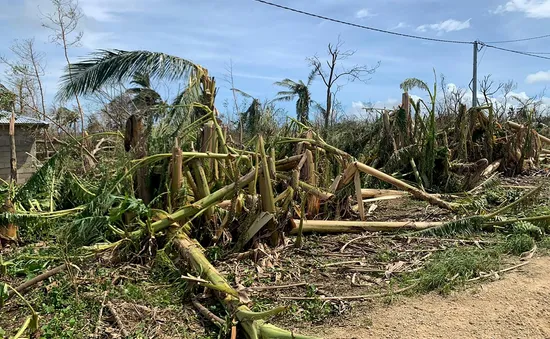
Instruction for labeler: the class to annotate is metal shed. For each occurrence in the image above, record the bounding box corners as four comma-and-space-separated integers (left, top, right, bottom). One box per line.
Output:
0, 113, 49, 183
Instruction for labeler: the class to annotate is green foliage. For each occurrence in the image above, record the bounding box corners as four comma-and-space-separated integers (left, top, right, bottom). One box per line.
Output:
273, 68, 316, 124
326, 118, 382, 160
281, 285, 336, 323
538, 237, 550, 249
40, 290, 99, 339
502, 234, 535, 255
414, 216, 485, 237
0, 83, 15, 111
417, 248, 501, 294
510, 221, 543, 241
57, 49, 202, 101
14, 150, 66, 208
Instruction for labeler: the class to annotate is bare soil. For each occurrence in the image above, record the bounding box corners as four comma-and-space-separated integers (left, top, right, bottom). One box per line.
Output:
303, 256, 550, 339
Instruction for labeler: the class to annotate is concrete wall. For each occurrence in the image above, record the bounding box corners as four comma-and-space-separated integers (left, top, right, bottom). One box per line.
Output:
0, 125, 39, 183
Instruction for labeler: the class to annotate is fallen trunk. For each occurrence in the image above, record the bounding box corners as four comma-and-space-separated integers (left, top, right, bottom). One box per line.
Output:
289, 219, 445, 234
135, 167, 260, 237
361, 189, 408, 199
354, 162, 456, 210
507, 121, 550, 145
173, 233, 319, 339
276, 173, 333, 200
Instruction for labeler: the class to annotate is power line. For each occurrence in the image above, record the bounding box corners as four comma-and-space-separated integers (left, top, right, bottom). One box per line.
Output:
252, 0, 474, 45
483, 44, 550, 60
522, 51, 550, 55
477, 43, 487, 66
485, 33, 550, 44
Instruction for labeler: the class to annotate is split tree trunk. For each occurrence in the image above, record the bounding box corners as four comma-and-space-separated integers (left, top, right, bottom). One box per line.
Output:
173, 233, 319, 339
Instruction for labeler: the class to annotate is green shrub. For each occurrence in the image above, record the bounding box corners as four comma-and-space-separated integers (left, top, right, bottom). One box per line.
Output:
503, 234, 535, 255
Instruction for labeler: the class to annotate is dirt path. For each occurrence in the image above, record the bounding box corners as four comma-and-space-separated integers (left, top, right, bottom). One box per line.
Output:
304, 256, 550, 339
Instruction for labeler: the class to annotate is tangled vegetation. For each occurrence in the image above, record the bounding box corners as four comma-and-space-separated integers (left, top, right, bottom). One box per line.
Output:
1, 23, 550, 339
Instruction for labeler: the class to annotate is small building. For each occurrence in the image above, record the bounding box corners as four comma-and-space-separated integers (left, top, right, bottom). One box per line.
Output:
0, 113, 49, 183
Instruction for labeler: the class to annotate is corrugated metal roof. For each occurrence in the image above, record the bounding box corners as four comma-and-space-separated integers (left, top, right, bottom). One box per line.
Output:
0, 112, 49, 126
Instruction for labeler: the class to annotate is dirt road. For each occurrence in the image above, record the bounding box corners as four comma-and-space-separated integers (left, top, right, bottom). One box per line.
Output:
304, 256, 550, 339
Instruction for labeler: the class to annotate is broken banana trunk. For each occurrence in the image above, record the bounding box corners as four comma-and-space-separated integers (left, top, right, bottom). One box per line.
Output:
173, 233, 319, 339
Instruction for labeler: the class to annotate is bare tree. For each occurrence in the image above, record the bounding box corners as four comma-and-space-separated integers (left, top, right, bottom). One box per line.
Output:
223, 59, 244, 143
308, 36, 379, 133
41, 0, 85, 140
438, 74, 467, 118
0, 58, 36, 116
479, 74, 503, 109
4, 39, 50, 153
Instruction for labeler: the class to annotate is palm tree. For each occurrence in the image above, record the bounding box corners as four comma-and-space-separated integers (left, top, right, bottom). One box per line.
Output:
273, 68, 316, 124
57, 50, 207, 203
127, 72, 162, 111
57, 50, 204, 100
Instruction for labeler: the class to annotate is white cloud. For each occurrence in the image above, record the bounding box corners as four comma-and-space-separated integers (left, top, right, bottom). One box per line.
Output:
392, 22, 409, 30
446, 83, 458, 93
526, 70, 550, 84
507, 91, 531, 101
355, 8, 374, 19
494, 0, 550, 18
350, 101, 366, 116
416, 19, 471, 34
410, 94, 422, 103
79, 0, 154, 22
80, 31, 118, 50
347, 100, 397, 119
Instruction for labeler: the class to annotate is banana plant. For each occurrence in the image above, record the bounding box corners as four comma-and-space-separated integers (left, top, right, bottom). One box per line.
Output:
400, 70, 438, 187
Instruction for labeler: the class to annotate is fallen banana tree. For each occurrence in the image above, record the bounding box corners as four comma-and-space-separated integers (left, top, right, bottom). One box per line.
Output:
337, 161, 457, 211
173, 232, 319, 339
289, 219, 445, 234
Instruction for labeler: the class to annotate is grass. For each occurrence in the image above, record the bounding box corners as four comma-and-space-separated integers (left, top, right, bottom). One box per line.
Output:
415, 247, 502, 294
502, 234, 535, 255
538, 236, 550, 250
0, 244, 211, 339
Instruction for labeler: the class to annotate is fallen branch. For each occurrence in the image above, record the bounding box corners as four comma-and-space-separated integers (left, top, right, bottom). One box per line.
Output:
107, 301, 129, 337
8, 264, 66, 298
250, 282, 309, 291
340, 235, 372, 253
467, 261, 530, 282
290, 219, 445, 234
485, 184, 543, 218
361, 189, 408, 199
351, 162, 456, 210
507, 121, 550, 145
173, 233, 319, 339
481, 158, 502, 177
192, 297, 225, 328
93, 291, 108, 338
276, 173, 333, 200
280, 283, 417, 300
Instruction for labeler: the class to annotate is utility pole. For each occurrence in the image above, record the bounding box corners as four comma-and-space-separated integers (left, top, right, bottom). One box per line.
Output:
472, 40, 479, 108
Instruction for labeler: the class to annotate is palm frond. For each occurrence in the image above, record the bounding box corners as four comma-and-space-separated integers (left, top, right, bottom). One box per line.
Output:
400, 78, 430, 94
273, 79, 298, 89
57, 49, 203, 101
130, 72, 152, 89
411, 216, 485, 237
272, 94, 295, 102
14, 150, 66, 206
306, 66, 318, 86
231, 88, 254, 99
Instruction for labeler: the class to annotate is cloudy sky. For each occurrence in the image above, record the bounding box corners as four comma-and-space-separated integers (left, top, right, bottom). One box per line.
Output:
1, 0, 550, 119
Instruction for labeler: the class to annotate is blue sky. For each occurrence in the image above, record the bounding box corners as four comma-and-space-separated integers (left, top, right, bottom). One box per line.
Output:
1, 0, 550, 121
